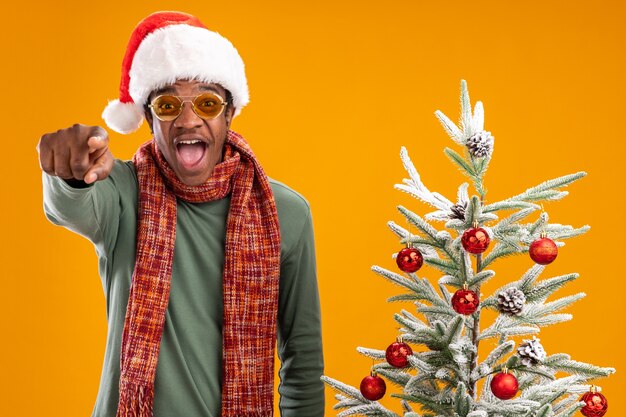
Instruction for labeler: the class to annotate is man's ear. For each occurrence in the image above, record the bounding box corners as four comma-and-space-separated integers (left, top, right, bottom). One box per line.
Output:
144, 107, 154, 134
225, 105, 235, 129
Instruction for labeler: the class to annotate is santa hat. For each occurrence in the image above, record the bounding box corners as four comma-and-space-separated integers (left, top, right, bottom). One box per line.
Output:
102, 11, 249, 134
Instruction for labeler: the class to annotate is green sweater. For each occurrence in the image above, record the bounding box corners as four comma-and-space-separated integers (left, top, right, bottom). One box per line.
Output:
42, 159, 324, 417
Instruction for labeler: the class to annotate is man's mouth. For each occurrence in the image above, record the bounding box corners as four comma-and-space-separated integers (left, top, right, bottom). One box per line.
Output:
176, 139, 207, 169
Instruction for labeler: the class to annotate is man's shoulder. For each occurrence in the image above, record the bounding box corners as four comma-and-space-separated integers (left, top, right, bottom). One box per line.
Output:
268, 178, 313, 247
111, 159, 137, 182
105, 159, 138, 208
269, 178, 311, 217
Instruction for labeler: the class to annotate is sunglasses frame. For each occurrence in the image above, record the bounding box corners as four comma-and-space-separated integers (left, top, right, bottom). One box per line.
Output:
148, 92, 227, 122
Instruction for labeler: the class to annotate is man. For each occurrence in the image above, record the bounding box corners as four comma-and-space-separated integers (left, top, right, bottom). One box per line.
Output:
37, 11, 324, 417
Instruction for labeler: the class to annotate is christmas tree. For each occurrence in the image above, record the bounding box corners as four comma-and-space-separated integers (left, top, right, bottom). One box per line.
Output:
321, 81, 615, 417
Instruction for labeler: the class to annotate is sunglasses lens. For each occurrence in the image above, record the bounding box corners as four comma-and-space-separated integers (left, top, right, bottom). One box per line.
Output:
152, 96, 181, 120
193, 93, 224, 119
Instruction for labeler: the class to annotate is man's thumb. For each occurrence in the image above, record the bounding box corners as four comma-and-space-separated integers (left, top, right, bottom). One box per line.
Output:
87, 135, 108, 154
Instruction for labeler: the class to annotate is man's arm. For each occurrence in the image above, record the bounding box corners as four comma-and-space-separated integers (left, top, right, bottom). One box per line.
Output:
42, 171, 122, 252
277, 210, 325, 417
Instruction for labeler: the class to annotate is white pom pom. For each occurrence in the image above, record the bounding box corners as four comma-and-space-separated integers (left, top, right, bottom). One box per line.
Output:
102, 99, 144, 134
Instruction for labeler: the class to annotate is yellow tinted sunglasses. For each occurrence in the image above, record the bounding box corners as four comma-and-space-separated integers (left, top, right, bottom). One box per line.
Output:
148, 92, 227, 121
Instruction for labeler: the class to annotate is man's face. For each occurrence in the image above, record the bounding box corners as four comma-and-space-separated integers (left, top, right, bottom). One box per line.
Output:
145, 79, 235, 186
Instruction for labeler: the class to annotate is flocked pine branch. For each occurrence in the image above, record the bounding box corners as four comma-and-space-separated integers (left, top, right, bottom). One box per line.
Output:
322, 376, 401, 417
321, 80, 614, 417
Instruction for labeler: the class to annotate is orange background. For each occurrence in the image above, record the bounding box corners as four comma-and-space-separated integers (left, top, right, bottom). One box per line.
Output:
2, 0, 625, 415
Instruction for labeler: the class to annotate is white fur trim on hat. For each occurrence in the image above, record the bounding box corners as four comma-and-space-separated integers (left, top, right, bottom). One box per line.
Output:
130, 25, 248, 116
102, 99, 145, 134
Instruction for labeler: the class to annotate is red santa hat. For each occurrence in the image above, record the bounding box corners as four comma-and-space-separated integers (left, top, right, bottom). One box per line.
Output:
102, 11, 249, 134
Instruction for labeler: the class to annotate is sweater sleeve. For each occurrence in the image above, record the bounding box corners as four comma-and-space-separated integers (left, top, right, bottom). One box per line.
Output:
42, 160, 127, 255
277, 210, 325, 417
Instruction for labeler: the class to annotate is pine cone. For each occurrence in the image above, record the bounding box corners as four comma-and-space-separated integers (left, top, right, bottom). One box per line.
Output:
517, 337, 546, 366
497, 287, 526, 316
449, 202, 467, 220
466, 131, 494, 158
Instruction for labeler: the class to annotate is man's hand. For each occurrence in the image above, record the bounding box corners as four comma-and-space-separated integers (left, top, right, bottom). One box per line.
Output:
37, 124, 114, 185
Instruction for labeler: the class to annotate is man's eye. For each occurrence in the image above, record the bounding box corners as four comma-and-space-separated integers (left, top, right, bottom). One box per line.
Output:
202, 100, 216, 107
160, 103, 174, 109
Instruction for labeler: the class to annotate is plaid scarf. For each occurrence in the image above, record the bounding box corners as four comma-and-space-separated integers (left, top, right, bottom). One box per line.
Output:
116, 130, 281, 417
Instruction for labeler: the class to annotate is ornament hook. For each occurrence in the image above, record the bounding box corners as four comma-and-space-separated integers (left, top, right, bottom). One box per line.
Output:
406, 220, 412, 248
540, 204, 548, 239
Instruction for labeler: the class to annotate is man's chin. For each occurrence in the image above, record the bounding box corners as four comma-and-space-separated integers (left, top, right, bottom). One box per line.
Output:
176, 169, 212, 186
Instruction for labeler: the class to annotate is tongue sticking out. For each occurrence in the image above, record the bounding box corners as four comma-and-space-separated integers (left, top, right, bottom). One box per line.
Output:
177, 142, 206, 167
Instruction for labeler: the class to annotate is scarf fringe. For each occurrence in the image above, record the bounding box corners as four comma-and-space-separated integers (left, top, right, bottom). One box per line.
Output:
117, 382, 154, 417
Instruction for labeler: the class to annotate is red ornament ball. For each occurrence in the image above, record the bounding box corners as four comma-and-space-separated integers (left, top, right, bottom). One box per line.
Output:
360, 374, 386, 401
580, 390, 608, 417
490, 371, 519, 400
529, 237, 558, 265
462, 227, 491, 254
385, 341, 413, 368
396, 247, 423, 273
451, 288, 480, 315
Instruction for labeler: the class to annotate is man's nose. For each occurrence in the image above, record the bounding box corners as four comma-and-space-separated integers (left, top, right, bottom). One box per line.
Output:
174, 101, 203, 129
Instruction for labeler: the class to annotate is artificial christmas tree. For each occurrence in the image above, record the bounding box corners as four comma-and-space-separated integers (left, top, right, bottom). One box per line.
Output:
321, 80, 615, 417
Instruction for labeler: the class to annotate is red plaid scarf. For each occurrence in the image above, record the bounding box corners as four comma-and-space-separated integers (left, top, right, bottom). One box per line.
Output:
117, 130, 281, 417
